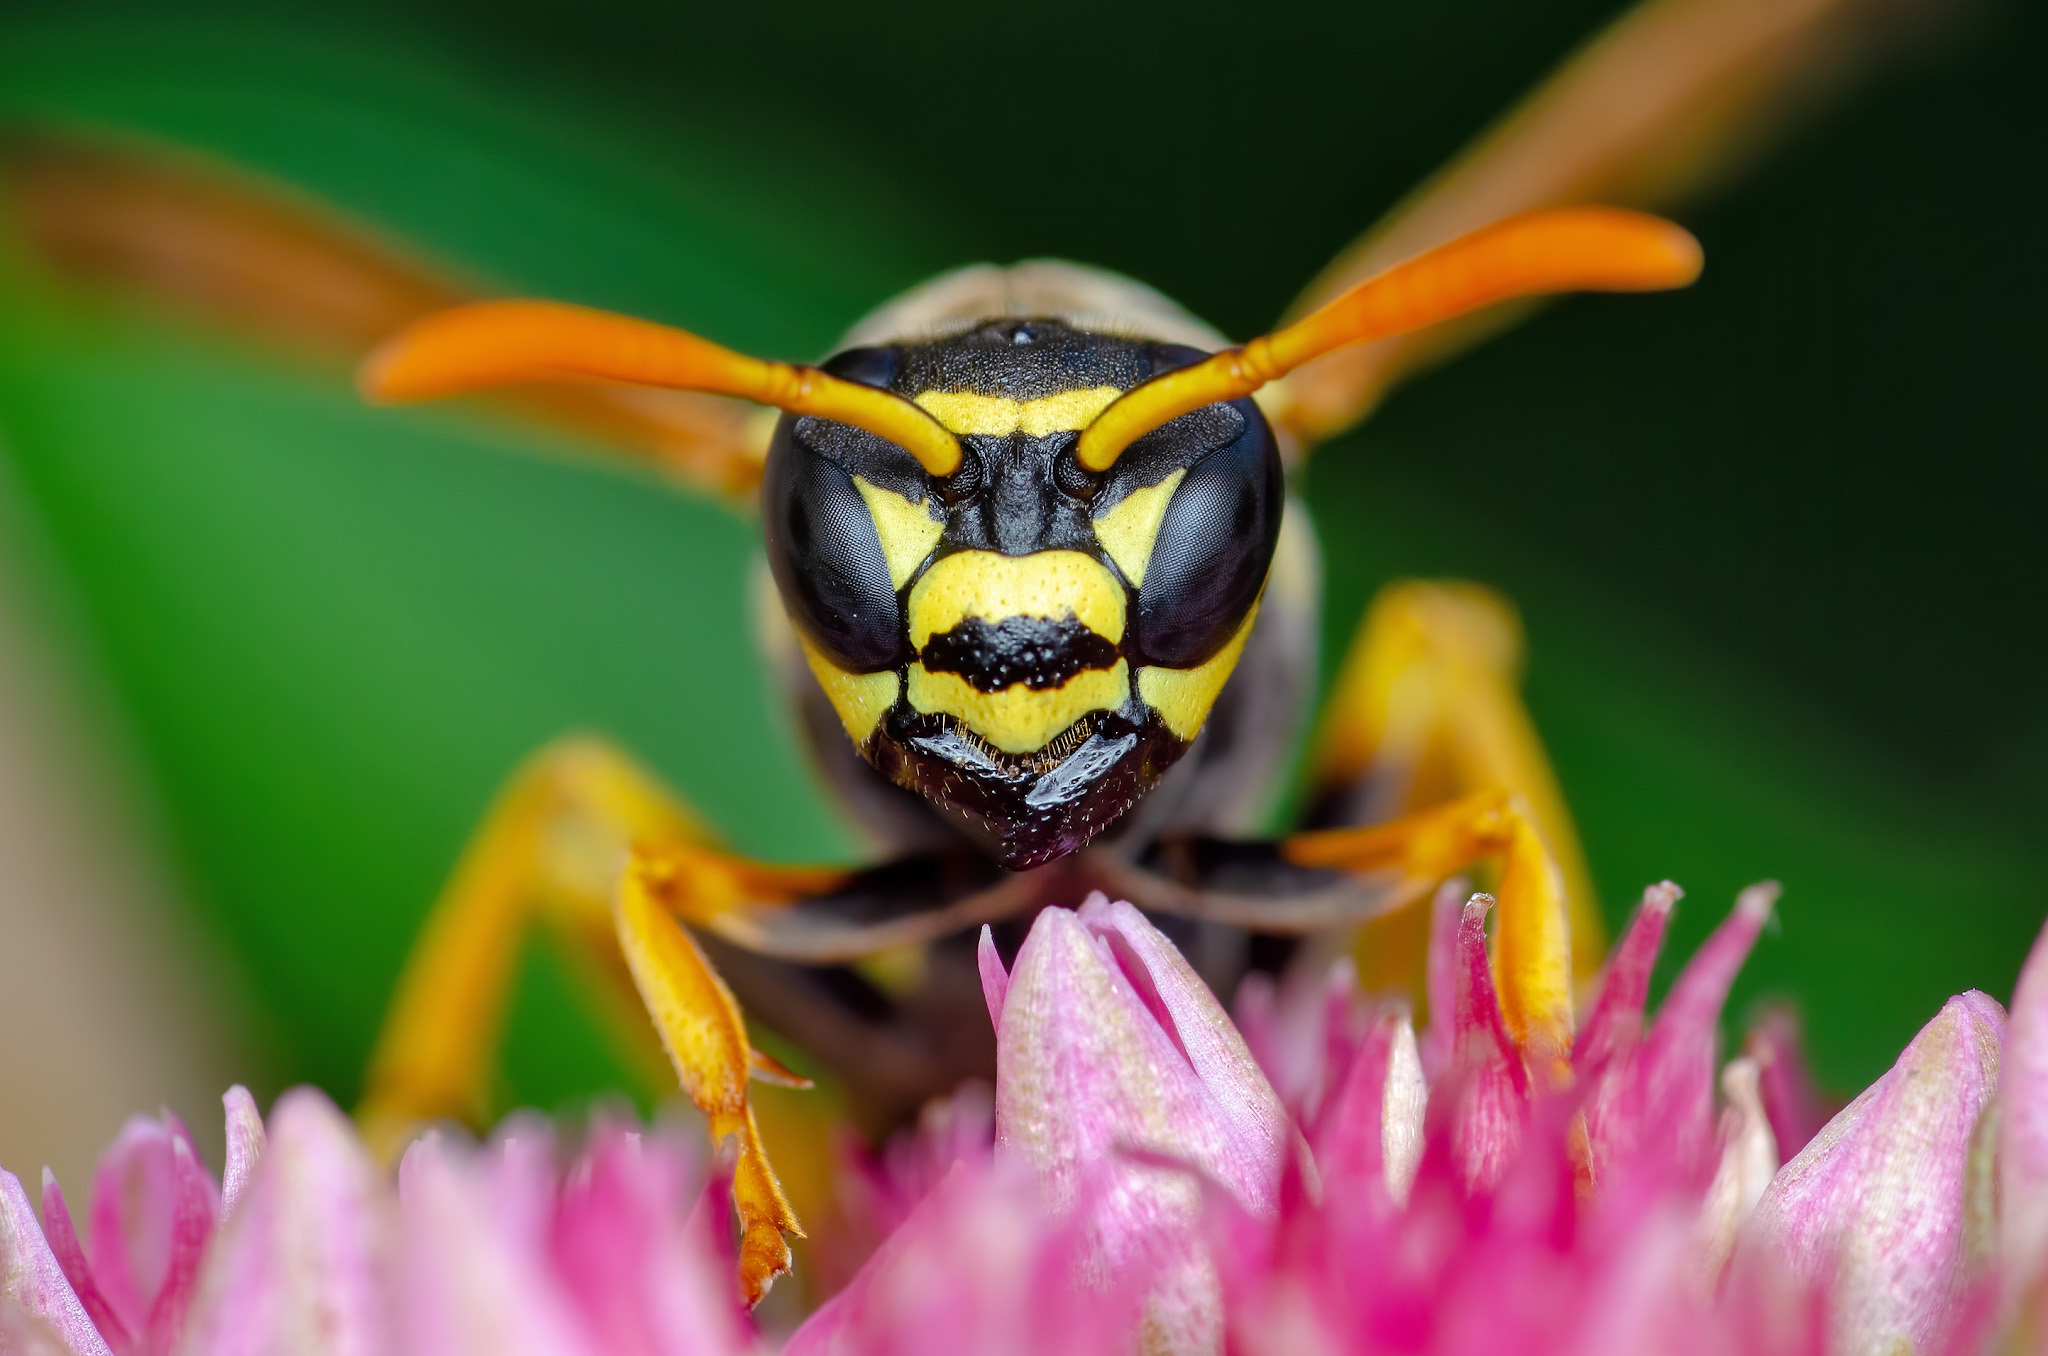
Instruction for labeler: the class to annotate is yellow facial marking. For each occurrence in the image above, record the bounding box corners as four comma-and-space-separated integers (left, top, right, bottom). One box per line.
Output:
908, 550, 1126, 650
852, 475, 944, 590
908, 661, 1131, 755
1136, 604, 1261, 742
1092, 467, 1186, 588
913, 386, 1125, 438
797, 634, 899, 742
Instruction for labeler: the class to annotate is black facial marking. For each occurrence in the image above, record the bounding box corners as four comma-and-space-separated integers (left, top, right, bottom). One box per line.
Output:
872, 706, 1191, 869
920, 615, 1121, 693
761, 430, 906, 672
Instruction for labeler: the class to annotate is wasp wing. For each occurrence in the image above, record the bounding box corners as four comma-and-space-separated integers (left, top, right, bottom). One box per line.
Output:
1271, 0, 1940, 445
0, 130, 765, 500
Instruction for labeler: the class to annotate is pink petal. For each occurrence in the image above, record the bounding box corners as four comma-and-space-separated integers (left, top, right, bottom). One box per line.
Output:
2001, 912, 2048, 1276
1692, 1056, 1778, 1286
0, 1172, 112, 1356
977, 926, 1009, 1032
997, 900, 1289, 1221
994, 898, 1294, 1355
786, 1161, 1139, 1356
218, 1088, 266, 1224
1230, 958, 1360, 1126
1575, 881, 1681, 1078
1419, 878, 1468, 1080
817, 1083, 996, 1297
0, 1297, 97, 1356
181, 1089, 392, 1356
1447, 893, 1527, 1191
398, 1132, 596, 1356
549, 1123, 749, 1356
37, 1176, 127, 1352
1380, 1014, 1427, 1203
1745, 1007, 1831, 1161
86, 1117, 219, 1340
1739, 990, 2005, 1356
138, 1125, 217, 1355
1634, 882, 1777, 1174
1310, 1007, 1426, 1207
1078, 896, 1294, 1210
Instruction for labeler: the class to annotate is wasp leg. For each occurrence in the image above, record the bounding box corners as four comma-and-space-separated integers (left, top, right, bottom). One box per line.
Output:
1109, 580, 1587, 1063
613, 847, 806, 1301
1284, 790, 1573, 1067
356, 734, 837, 1304
1307, 579, 1601, 975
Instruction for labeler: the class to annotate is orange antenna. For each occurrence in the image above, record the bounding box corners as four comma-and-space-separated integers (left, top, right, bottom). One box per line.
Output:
1073, 206, 1702, 472
360, 299, 963, 477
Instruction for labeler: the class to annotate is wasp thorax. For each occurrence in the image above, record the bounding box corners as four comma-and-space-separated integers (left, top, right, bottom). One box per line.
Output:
760, 318, 1284, 868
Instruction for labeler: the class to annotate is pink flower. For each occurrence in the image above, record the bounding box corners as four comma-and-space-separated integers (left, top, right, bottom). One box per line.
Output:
978, 893, 1302, 1352
1736, 992, 2003, 1356
2, 1091, 753, 1356
12, 878, 2048, 1356
785, 1160, 1141, 1356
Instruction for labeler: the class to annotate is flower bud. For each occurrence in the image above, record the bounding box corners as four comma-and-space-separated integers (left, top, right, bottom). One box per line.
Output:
982, 894, 1297, 1353
1738, 990, 2004, 1356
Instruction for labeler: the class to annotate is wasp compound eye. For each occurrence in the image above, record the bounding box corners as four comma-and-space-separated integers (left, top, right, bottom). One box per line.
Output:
762, 423, 906, 673
1132, 400, 1283, 668
821, 344, 902, 390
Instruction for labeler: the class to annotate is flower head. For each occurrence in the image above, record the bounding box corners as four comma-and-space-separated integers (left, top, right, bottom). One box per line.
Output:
11, 879, 2048, 1356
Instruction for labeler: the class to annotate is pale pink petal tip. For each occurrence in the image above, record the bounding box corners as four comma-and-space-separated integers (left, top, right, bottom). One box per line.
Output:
978, 924, 1010, 1031
73, 1107, 219, 1355
37, 1172, 124, 1350
1740, 989, 2004, 1356
2001, 910, 2048, 1274
219, 1086, 266, 1222
1309, 1004, 1426, 1207
992, 897, 1292, 1354
787, 1163, 1139, 1356
1746, 1006, 1830, 1160
0, 1171, 112, 1356
1693, 1055, 1778, 1286
181, 1087, 392, 1356
1577, 879, 1681, 1073
1631, 883, 1779, 1173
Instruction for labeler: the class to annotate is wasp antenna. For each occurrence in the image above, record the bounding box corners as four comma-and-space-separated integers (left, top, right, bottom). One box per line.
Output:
359, 298, 962, 476
1073, 206, 1701, 472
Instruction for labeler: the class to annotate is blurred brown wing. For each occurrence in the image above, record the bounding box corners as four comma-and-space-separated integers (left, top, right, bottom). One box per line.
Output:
1272, 0, 1940, 445
0, 130, 765, 499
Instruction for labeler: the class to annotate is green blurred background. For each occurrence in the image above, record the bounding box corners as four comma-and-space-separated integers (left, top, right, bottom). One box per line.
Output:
0, 0, 2039, 1128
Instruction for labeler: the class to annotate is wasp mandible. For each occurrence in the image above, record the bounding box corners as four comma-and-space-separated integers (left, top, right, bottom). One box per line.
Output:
2, 0, 1909, 1303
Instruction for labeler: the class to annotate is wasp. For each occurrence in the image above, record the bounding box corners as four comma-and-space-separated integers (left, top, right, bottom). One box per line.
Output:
1, 0, 1908, 1303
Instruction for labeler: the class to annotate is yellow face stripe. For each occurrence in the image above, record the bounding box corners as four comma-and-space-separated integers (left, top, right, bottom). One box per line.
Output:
852, 475, 944, 590
913, 386, 1125, 438
1091, 467, 1185, 588
798, 634, 899, 741
1136, 604, 1260, 741
908, 661, 1131, 755
907, 550, 1126, 650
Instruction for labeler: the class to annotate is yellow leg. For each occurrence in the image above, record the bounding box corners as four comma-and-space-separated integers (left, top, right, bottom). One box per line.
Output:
356, 734, 833, 1303
1309, 580, 1603, 983
614, 850, 803, 1301
1287, 790, 1573, 1068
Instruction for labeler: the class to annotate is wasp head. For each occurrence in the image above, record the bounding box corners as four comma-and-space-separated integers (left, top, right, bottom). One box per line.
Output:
762, 318, 1283, 869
